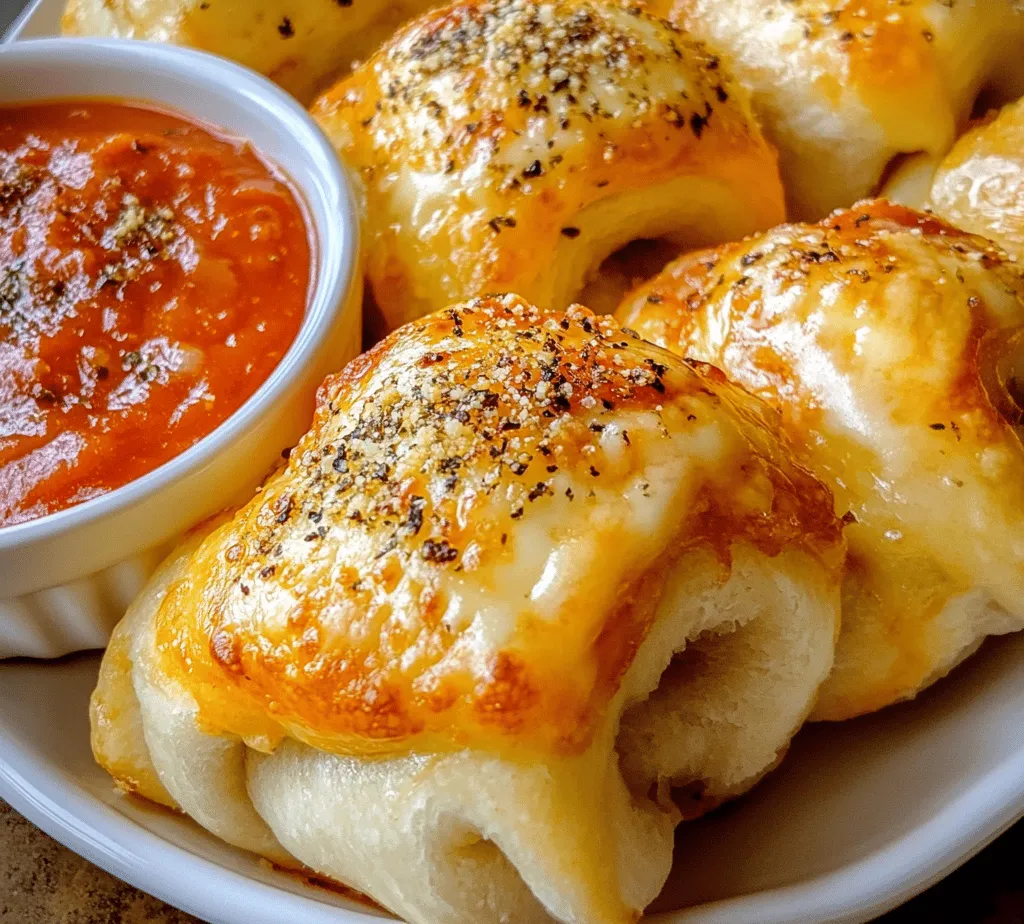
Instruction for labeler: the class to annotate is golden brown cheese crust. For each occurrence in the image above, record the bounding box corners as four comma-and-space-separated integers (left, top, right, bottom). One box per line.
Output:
312, 0, 784, 331
62, 0, 441, 103
647, 0, 1024, 218
152, 296, 842, 757
619, 201, 1024, 718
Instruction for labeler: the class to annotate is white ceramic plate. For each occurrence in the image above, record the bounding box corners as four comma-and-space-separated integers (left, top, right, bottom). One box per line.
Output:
2, 637, 1024, 924
3, 2, 1024, 923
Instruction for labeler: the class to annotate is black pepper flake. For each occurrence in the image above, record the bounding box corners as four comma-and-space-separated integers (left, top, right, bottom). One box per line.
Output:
273, 496, 294, 524
546, 464, 558, 473
565, 487, 574, 500
517, 89, 531, 108
240, 583, 250, 596
561, 226, 581, 238
929, 423, 946, 431
523, 160, 544, 179
401, 496, 426, 535
278, 16, 294, 37
589, 466, 600, 477
527, 481, 551, 501
488, 215, 517, 233
841, 511, 858, 525
501, 533, 508, 545
508, 460, 528, 476
589, 422, 605, 432
510, 506, 525, 519
601, 398, 614, 410
646, 294, 663, 303
260, 565, 276, 579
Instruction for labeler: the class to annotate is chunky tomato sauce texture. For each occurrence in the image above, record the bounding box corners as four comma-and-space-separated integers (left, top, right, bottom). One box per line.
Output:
0, 101, 310, 527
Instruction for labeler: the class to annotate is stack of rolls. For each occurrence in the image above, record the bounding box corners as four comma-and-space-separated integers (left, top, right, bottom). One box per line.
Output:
67, 0, 1024, 921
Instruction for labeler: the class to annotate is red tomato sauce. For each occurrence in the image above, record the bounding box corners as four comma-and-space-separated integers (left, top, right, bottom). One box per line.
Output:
0, 101, 310, 527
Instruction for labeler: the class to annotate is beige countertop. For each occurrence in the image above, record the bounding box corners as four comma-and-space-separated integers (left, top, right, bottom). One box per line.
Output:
0, 801, 195, 924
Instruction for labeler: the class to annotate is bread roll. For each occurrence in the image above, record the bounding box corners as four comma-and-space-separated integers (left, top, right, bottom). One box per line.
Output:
646, 0, 1024, 219
61, 0, 440, 103
619, 201, 1024, 721
892, 98, 1024, 261
92, 295, 843, 924
311, 0, 785, 333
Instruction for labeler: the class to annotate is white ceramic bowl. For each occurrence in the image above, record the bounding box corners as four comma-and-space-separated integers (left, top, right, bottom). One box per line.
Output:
0, 38, 362, 658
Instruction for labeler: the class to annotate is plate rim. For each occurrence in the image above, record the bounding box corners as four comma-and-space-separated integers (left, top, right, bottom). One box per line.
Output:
2, 651, 1024, 924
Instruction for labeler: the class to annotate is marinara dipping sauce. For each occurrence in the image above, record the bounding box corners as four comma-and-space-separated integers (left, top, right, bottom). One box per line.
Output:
0, 101, 310, 527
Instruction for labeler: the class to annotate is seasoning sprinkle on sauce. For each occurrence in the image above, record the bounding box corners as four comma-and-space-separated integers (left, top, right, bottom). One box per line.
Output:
0, 100, 310, 527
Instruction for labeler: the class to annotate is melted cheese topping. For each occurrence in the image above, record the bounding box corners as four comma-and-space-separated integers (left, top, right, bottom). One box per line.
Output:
928, 97, 1024, 261
651, 0, 1024, 218
311, 0, 783, 331
153, 296, 841, 757
619, 201, 1024, 717
62, 0, 441, 103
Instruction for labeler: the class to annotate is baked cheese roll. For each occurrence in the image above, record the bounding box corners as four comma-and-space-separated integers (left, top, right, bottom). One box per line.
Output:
61, 0, 440, 103
92, 295, 843, 924
619, 201, 1024, 721
647, 0, 1024, 219
923, 98, 1024, 260
311, 0, 785, 332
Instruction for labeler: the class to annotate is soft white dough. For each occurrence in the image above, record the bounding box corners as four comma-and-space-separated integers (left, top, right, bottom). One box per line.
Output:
246, 737, 673, 924
618, 550, 838, 809
131, 623, 292, 865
